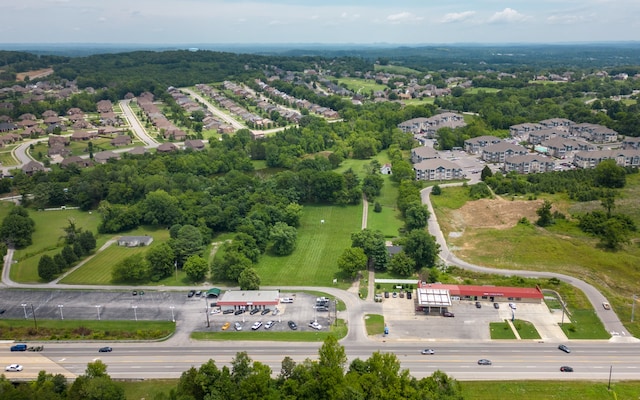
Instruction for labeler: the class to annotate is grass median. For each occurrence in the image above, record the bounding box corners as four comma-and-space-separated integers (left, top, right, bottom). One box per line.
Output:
190, 319, 347, 342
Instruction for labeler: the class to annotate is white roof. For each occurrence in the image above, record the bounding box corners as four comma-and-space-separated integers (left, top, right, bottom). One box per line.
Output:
417, 287, 452, 307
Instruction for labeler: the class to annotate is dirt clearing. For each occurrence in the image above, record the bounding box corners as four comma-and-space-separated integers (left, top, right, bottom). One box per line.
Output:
451, 197, 543, 231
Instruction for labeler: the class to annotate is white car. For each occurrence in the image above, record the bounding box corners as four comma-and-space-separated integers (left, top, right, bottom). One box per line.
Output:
280, 297, 294, 303
5, 364, 23, 372
234, 322, 243, 331
251, 321, 263, 330
210, 308, 221, 315
272, 308, 280, 316
265, 320, 275, 329
509, 303, 517, 310
308, 321, 322, 330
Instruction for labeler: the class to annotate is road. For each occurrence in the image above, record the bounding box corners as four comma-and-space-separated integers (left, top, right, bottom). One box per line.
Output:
119, 99, 159, 148
180, 88, 246, 131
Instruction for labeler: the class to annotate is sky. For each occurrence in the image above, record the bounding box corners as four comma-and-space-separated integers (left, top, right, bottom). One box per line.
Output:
2, 0, 640, 45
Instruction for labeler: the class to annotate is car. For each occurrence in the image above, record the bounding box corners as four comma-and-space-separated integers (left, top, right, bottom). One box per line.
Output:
560, 366, 574, 372
399, 291, 405, 298
477, 359, 492, 365
221, 322, 231, 331
0, 308, 5, 314
280, 297, 294, 303
195, 290, 202, 297
187, 290, 196, 298
493, 302, 500, 309
265, 320, 275, 329
223, 309, 234, 314
272, 308, 280, 316
558, 344, 571, 353
261, 308, 271, 315
234, 322, 243, 331
442, 311, 455, 317
288, 321, 298, 330
308, 321, 322, 330
234, 309, 245, 315
251, 321, 263, 330
98, 347, 112, 353
384, 292, 389, 298
509, 303, 517, 310
132, 290, 137, 296
475, 301, 482, 308
392, 292, 398, 298
5, 364, 23, 372
406, 291, 412, 300
421, 349, 435, 355
602, 302, 611, 310
250, 308, 260, 315
210, 308, 221, 315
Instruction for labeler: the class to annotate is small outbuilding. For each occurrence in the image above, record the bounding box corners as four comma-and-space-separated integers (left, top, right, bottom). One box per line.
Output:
117, 235, 154, 247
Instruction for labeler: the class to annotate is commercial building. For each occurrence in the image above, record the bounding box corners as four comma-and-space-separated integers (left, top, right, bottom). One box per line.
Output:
217, 290, 280, 311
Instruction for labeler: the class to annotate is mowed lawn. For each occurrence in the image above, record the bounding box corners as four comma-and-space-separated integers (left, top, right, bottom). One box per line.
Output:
61, 227, 171, 285
255, 204, 362, 287
10, 208, 102, 283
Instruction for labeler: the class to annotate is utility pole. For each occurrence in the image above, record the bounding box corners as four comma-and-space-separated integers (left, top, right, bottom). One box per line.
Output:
30, 303, 38, 332
608, 365, 612, 391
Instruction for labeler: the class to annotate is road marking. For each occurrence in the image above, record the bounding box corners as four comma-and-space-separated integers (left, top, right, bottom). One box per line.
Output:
59, 358, 66, 362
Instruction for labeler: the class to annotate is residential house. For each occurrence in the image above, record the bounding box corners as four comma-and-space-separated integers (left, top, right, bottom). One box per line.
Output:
184, 139, 205, 151
128, 146, 147, 156
573, 150, 640, 169
509, 123, 544, 139
93, 150, 121, 164
481, 142, 528, 163
380, 163, 392, 175
622, 136, 640, 150
414, 159, 465, 181
541, 137, 595, 158
60, 156, 93, 168
111, 135, 132, 147
21, 160, 46, 175
503, 154, 556, 174
157, 142, 178, 153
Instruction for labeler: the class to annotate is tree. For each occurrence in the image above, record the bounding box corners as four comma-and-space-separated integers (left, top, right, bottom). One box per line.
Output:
38, 254, 57, 281
389, 251, 416, 277
601, 190, 616, 218
111, 254, 149, 283
238, 268, 261, 290
269, 222, 297, 256
140, 189, 182, 226
337, 247, 368, 278
535, 200, 554, 227
69, 360, 125, 400
0, 206, 36, 248
599, 217, 631, 250
362, 173, 384, 200
403, 229, 440, 269
594, 159, 626, 188
61, 245, 79, 265
146, 243, 176, 281
172, 224, 203, 267
76, 230, 97, 255
480, 165, 493, 181
351, 229, 388, 271
404, 203, 430, 231
183, 255, 208, 282
431, 184, 442, 195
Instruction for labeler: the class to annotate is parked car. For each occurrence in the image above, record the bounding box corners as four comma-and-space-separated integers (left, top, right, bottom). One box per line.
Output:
265, 320, 275, 329
280, 297, 294, 303
98, 347, 112, 353
187, 290, 196, 298
493, 303, 500, 309
442, 311, 455, 318
132, 290, 137, 296
560, 366, 574, 372
399, 291, 405, 298
210, 308, 221, 315
406, 291, 412, 300
223, 309, 234, 314
477, 359, 492, 365
602, 302, 611, 310
509, 303, 517, 310
5, 364, 23, 372
234, 322, 243, 331
392, 292, 398, 298
234, 309, 245, 315
195, 290, 202, 297
261, 308, 271, 315
475, 301, 482, 308
221, 322, 230, 331
384, 292, 389, 298
288, 321, 298, 330
558, 344, 571, 353
272, 308, 280, 316
250, 308, 260, 315
421, 349, 435, 355
308, 321, 322, 330
251, 321, 263, 330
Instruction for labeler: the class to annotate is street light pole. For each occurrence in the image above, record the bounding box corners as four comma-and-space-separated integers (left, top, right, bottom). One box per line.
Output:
57, 304, 64, 320
608, 365, 612, 391
205, 298, 210, 328
95, 305, 102, 321
132, 305, 138, 321
21, 303, 27, 319
30, 303, 37, 332
170, 306, 175, 322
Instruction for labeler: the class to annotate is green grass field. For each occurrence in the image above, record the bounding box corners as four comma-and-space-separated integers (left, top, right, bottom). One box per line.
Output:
336, 77, 388, 94
373, 64, 422, 75
191, 322, 347, 341
364, 314, 385, 335
489, 321, 516, 339
401, 97, 436, 106
466, 87, 501, 94
367, 175, 403, 238
461, 380, 640, 400
254, 204, 361, 287
512, 319, 541, 339
0, 149, 18, 166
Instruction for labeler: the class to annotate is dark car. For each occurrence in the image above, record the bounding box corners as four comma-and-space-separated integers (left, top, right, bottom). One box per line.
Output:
442, 311, 455, 317
250, 308, 260, 315
223, 309, 234, 315
558, 344, 571, 353
477, 359, 492, 365
132, 290, 137, 296
98, 347, 112, 353
234, 309, 245, 315
384, 292, 389, 298
288, 321, 298, 330
195, 290, 202, 297
560, 366, 574, 372
406, 291, 412, 300
475, 301, 481, 308
261, 308, 271, 315
187, 290, 196, 298
493, 302, 500, 309
0, 309, 6, 314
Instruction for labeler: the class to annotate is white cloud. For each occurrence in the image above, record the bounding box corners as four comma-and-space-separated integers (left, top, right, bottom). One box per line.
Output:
547, 13, 592, 24
386, 11, 422, 24
489, 8, 527, 23
441, 11, 476, 23
340, 12, 360, 21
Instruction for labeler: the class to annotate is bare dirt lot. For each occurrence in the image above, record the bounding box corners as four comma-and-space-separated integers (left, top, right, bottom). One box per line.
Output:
450, 197, 544, 231
16, 68, 54, 81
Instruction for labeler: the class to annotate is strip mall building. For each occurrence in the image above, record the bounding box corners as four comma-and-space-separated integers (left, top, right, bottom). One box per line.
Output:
416, 282, 544, 313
